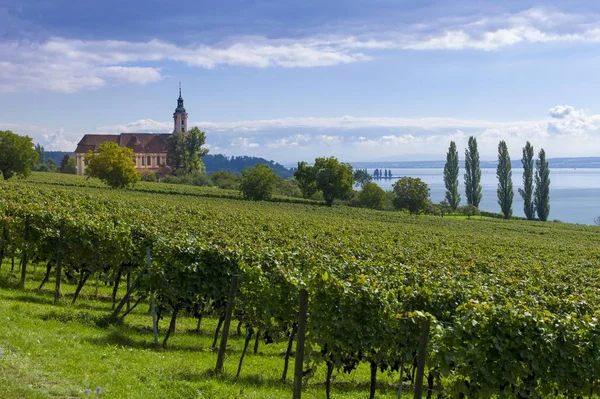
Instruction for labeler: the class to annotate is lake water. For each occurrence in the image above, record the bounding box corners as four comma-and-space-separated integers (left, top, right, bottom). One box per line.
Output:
366, 168, 600, 225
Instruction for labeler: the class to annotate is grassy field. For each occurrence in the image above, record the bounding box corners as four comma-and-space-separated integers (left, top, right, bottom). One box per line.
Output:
0, 262, 410, 399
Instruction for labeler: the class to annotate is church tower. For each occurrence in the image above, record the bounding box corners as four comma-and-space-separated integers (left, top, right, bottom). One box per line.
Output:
173, 83, 188, 133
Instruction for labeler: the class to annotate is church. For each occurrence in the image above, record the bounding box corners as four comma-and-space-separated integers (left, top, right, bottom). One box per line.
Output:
75, 86, 189, 176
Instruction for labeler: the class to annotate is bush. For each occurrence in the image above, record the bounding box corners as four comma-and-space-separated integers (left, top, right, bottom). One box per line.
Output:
161, 171, 212, 186
210, 170, 240, 190
140, 171, 157, 182
240, 164, 277, 201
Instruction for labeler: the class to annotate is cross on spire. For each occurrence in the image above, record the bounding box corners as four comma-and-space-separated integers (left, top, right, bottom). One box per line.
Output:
179, 82, 182, 97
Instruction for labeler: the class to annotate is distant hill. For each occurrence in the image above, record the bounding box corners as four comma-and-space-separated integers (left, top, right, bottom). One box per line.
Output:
203, 154, 293, 178
46, 151, 74, 164
46, 152, 293, 178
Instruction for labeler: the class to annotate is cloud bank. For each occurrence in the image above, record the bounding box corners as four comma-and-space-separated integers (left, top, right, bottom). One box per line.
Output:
10, 105, 597, 163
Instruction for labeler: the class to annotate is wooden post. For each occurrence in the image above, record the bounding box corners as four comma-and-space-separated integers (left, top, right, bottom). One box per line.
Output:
215, 275, 239, 374
19, 215, 30, 289
413, 317, 431, 399
148, 247, 159, 346
293, 289, 309, 399
53, 221, 64, 305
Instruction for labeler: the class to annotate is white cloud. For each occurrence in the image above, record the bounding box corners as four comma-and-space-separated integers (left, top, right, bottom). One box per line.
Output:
4, 8, 600, 92
6, 106, 600, 163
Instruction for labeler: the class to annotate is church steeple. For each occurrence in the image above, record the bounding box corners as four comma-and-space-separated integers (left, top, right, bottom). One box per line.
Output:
173, 82, 188, 133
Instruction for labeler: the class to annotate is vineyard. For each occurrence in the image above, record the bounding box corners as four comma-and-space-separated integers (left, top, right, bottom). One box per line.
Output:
1, 173, 600, 398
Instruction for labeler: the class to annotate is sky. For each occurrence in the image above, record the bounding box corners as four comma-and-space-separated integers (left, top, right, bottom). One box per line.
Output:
2, 0, 600, 164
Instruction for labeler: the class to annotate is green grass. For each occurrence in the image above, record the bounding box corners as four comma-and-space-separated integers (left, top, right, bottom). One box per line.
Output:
0, 261, 410, 398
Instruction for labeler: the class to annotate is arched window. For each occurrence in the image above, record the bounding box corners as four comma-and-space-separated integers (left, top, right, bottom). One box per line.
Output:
147, 156, 152, 167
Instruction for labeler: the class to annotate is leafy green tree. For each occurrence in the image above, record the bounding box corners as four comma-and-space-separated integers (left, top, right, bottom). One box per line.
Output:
464, 136, 482, 207
239, 164, 277, 201
496, 140, 513, 219
60, 154, 77, 174
519, 141, 535, 220
85, 142, 139, 188
34, 143, 45, 164
392, 177, 430, 214
353, 169, 372, 187
0, 130, 38, 180
358, 182, 386, 209
313, 157, 354, 206
443, 141, 461, 209
534, 148, 550, 221
294, 161, 318, 199
167, 127, 209, 175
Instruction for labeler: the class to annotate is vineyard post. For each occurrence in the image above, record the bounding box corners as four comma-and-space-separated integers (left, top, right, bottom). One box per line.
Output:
19, 215, 30, 289
293, 289, 309, 399
148, 247, 159, 346
413, 317, 431, 399
215, 274, 239, 374
53, 220, 64, 305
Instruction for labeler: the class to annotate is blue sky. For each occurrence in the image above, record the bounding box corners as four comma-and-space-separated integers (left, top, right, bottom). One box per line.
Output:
2, 0, 600, 163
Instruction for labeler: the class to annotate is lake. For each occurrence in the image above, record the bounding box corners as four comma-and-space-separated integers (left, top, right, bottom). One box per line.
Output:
366, 168, 600, 225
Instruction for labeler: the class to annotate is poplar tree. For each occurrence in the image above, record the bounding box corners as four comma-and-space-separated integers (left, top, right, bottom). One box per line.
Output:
464, 136, 482, 207
496, 140, 513, 219
443, 141, 461, 209
534, 149, 550, 221
518, 141, 535, 220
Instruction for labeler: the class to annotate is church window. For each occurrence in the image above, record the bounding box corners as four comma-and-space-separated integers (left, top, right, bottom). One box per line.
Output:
147, 156, 152, 166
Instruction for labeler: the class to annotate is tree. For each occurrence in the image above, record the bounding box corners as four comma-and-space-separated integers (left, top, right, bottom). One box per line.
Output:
34, 143, 45, 164
313, 157, 354, 206
443, 141, 461, 210
353, 169, 372, 187
60, 154, 77, 174
534, 149, 550, 221
0, 130, 38, 180
294, 157, 353, 206
294, 161, 318, 199
239, 164, 277, 201
519, 141, 535, 220
210, 170, 240, 190
359, 182, 386, 209
392, 177, 430, 214
496, 140, 513, 219
594, 216, 600, 226
464, 136, 482, 207
167, 127, 209, 175
85, 142, 139, 188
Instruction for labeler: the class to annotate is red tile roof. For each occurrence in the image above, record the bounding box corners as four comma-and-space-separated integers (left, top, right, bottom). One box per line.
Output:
75, 133, 171, 154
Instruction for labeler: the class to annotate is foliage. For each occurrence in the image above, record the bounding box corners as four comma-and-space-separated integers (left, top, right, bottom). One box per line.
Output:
34, 143, 45, 164
534, 148, 550, 221
464, 136, 482, 207
294, 158, 353, 206
496, 140, 513, 219
0, 130, 38, 180
274, 177, 302, 198
519, 141, 535, 220
161, 170, 212, 186
358, 181, 386, 209
353, 169, 372, 186
210, 170, 240, 190
294, 161, 319, 199
458, 204, 481, 218
392, 177, 430, 214
84, 142, 139, 188
239, 164, 278, 201
443, 141, 461, 209
140, 171, 157, 182
60, 154, 77, 174
2, 175, 600, 398
167, 127, 209, 175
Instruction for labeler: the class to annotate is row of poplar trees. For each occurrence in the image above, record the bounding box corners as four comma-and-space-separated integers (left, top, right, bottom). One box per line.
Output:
443, 137, 551, 221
